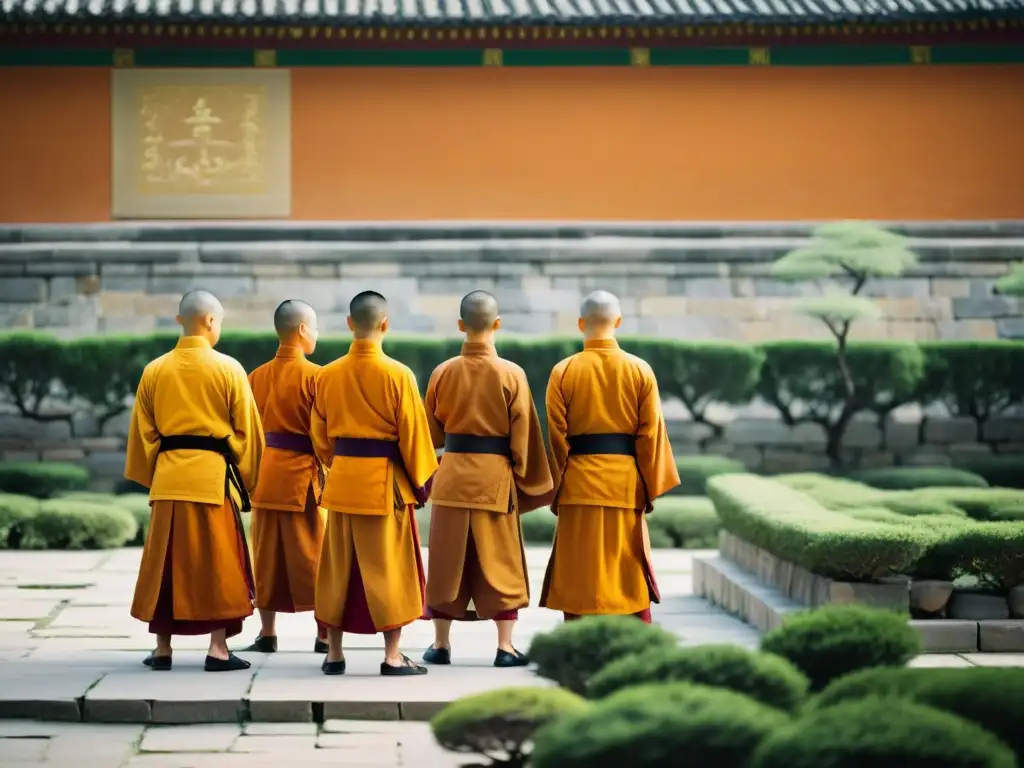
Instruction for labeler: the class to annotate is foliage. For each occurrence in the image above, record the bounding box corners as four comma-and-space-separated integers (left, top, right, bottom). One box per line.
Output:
773, 473, 968, 518
672, 455, 748, 496
759, 604, 921, 692
905, 488, 1024, 522
19, 499, 138, 550
0, 462, 90, 499
429, 687, 588, 767
816, 666, 1024, 761
707, 475, 928, 581
850, 466, 990, 490
531, 682, 789, 768
649, 496, 721, 548
527, 615, 678, 695
61, 492, 152, 545
995, 263, 1024, 296
586, 644, 809, 712
954, 455, 1024, 490
0, 493, 40, 549
750, 696, 1016, 768
770, 221, 918, 283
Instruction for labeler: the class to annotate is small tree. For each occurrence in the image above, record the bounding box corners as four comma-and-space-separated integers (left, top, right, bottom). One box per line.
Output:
769, 222, 919, 468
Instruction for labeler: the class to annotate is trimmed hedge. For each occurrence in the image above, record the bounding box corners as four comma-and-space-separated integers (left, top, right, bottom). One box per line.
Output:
850, 467, 990, 490
750, 696, 1016, 768
760, 604, 922, 692
18, 499, 138, 550
0, 462, 90, 499
908, 488, 1024, 522
527, 615, 678, 695
649, 496, 721, 548
430, 686, 587, 767
672, 456, 748, 496
955, 455, 1024, 490
60, 492, 152, 546
816, 667, 1024, 760
586, 644, 809, 712
531, 682, 789, 768
0, 493, 39, 549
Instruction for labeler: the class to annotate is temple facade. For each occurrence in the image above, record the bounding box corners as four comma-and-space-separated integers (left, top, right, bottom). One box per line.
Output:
0, 1, 1023, 222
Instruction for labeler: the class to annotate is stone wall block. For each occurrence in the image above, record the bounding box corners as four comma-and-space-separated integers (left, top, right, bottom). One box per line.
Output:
680, 278, 735, 298
862, 278, 931, 298
876, 298, 952, 320
935, 320, 999, 340
997, 318, 1024, 339
525, 289, 581, 313
637, 316, 741, 339
25, 261, 98, 277
982, 418, 1024, 443
724, 419, 826, 447
842, 421, 884, 449
953, 297, 1017, 318
923, 417, 979, 444
883, 419, 922, 452
887, 321, 938, 341
0, 414, 72, 441
0, 277, 46, 303
931, 278, 971, 298
497, 312, 556, 334
751, 278, 822, 297
638, 297, 688, 317
761, 449, 831, 474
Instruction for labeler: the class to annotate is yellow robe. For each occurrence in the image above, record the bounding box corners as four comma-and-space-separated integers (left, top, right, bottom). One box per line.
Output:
423, 342, 554, 621
312, 339, 438, 634
127, 335, 265, 637
539, 337, 680, 619
248, 346, 326, 614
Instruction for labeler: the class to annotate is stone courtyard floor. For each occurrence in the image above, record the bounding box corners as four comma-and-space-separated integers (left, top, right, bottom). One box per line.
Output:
1, 546, 1022, 767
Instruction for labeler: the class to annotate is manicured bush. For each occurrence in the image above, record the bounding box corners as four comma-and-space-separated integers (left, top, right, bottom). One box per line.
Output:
851, 466, 989, 490
587, 644, 809, 712
956, 455, 1024, 490
0, 462, 90, 499
519, 508, 557, 544
909, 488, 1024, 522
708, 475, 928, 581
816, 666, 1024, 760
0, 493, 39, 549
942, 521, 1024, 590
430, 687, 588, 767
19, 499, 138, 550
531, 682, 789, 768
649, 496, 720, 548
672, 455, 748, 496
750, 696, 1016, 768
528, 615, 678, 695
760, 604, 921, 692
773, 473, 967, 518
60, 492, 152, 545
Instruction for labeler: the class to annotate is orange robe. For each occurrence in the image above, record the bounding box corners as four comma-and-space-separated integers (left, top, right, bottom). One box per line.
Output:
247, 346, 326, 617
423, 342, 554, 622
311, 339, 438, 634
127, 335, 265, 637
539, 337, 680, 622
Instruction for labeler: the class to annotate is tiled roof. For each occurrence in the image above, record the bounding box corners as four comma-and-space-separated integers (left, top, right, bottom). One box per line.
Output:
1, 0, 1021, 23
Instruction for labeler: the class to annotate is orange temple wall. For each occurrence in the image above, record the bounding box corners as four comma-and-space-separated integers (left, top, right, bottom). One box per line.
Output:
1, 64, 1023, 222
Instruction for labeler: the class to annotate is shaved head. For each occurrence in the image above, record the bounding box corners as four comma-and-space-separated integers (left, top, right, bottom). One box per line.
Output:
580, 290, 621, 326
459, 290, 499, 333
178, 289, 224, 321
274, 299, 316, 337
349, 291, 388, 333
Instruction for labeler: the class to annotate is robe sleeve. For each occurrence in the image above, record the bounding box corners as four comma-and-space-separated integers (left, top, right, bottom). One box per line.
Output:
423, 367, 446, 451
124, 366, 159, 490
227, 362, 265, 493
510, 369, 555, 513
635, 362, 681, 510
311, 369, 334, 469
545, 360, 571, 514
396, 368, 439, 506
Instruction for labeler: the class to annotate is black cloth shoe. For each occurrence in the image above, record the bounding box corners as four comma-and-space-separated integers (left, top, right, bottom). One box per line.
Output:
143, 651, 172, 671
382, 654, 428, 676
314, 638, 329, 654
204, 653, 252, 672
322, 658, 347, 676
494, 648, 529, 668
239, 635, 277, 653
422, 645, 451, 665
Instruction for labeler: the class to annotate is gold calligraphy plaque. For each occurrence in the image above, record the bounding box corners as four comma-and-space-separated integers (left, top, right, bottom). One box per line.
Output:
111, 69, 291, 218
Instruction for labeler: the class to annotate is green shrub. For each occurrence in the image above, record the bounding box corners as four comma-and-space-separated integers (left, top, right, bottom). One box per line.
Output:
527, 615, 678, 695
773, 473, 967, 518
878, 491, 969, 518
672, 456, 748, 496
649, 496, 720, 548
0, 462, 90, 499
430, 686, 587, 767
909, 488, 1024, 522
816, 667, 1024, 760
19, 499, 138, 550
531, 682, 789, 768
0, 493, 40, 549
750, 696, 1016, 768
839, 506, 917, 524
760, 604, 921, 692
520, 508, 557, 544
587, 644, 809, 712
59, 492, 152, 546
955, 455, 1024, 490
851, 467, 989, 490
708, 475, 928, 581
943, 521, 1024, 590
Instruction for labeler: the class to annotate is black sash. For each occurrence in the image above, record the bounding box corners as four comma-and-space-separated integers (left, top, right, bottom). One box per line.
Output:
567, 433, 637, 457
443, 434, 513, 458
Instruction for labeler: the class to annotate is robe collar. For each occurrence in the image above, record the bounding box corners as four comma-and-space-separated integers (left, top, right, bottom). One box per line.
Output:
349, 339, 384, 356
461, 341, 498, 357
176, 335, 211, 350
583, 338, 620, 351
275, 345, 305, 360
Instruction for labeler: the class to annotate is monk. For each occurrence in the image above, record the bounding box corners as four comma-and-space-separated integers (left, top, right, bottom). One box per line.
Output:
539, 290, 680, 623
239, 300, 329, 655
312, 290, 438, 677
126, 289, 265, 672
421, 291, 554, 668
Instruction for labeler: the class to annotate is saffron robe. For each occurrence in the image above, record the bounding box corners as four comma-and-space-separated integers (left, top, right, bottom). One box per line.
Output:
311, 339, 438, 634
247, 346, 326, 614
423, 342, 554, 621
127, 335, 265, 637
539, 337, 680, 618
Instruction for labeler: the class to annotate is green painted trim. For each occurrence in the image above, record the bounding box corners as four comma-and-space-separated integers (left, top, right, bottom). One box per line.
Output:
2, 44, 1024, 68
